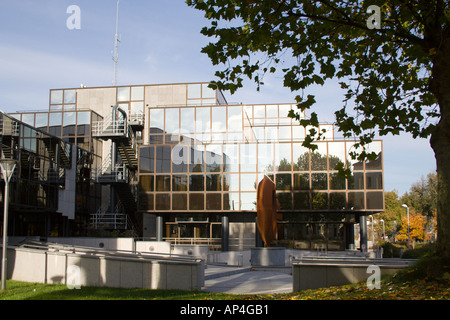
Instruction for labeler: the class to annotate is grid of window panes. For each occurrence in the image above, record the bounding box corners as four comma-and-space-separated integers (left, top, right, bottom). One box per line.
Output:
139, 103, 384, 213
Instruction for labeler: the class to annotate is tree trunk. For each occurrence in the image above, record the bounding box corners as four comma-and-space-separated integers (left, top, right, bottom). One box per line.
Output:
430, 40, 450, 260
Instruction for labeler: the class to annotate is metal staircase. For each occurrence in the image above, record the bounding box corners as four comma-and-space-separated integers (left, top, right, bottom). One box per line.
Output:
89, 105, 142, 236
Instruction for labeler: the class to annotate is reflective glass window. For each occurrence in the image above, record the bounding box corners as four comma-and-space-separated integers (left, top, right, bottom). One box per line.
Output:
150, 109, 164, 132
188, 84, 201, 99
279, 126, 291, 141
240, 173, 256, 191
227, 106, 242, 131
253, 105, 265, 118
279, 104, 292, 118
311, 173, 328, 190
258, 143, 274, 173
223, 173, 239, 192
223, 193, 239, 210
131, 86, 144, 101
348, 192, 364, 210
35, 113, 48, 130
292, 126, 305, 140
277, 193, 292, 210
206, 193, 221, 210
189, 193, 204, 210
155, 194, 170, 210
165, 108, 179, 134
172, 175, 187, 191
172, 194, 187, 210
346, 142, 364, 171
155, 146, 171, 173
294, 192, 310, 210
311, 143, 327, 171
172, 145, 189, 173
366, 172, 383, 189
240, 144, 256, 172
294, 173, 310, 190
118, 87, 130, 101
180, 108, 195, 133
139, 147, 155, 173
328, 142, 346, 171
206, 174, 222, 191
366, 192, 384, 210
139, 175, 154, 192
275, 143, 292, 172
206, 144, 222, 172
365, 141, 383, 170
223, 144, 239, 172
130, 101, 144, 115
155, 175, 171, 191
348, 172, 364, 190
276, 174, 292, 190
138, 193, 154, 211
64, 90, 76, 104
265, 127, 277, 141
241, 192, 256, 210
51, 90, 63, 104
196, 107, 210, 132
330, 192, 346, 210
212, 106, 226, 132
330, 173, 346, 190
190, 145, 204, 172
189, 174, 204, 191
293, 144, 310, 171
202, 83, 216, 99
312, 192, 328, 210
266, 105, 278, 118
22, 114, 35, 126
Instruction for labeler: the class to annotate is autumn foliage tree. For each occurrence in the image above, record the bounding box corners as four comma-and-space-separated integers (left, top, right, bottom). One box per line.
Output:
187, 0, 450, 259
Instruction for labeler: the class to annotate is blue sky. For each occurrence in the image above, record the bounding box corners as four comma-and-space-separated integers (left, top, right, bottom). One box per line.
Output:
0, 0, 436, 195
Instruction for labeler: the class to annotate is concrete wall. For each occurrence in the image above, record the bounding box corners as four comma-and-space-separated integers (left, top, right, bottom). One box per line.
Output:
47, 237, 135, 252
3, 245, 204, 291
293, 262, 409, 291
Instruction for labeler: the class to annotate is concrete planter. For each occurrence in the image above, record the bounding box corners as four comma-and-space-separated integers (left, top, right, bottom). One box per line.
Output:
250, 247, 286, 267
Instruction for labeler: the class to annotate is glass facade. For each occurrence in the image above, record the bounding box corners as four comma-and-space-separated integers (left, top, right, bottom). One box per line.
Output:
4, 82, 384, 250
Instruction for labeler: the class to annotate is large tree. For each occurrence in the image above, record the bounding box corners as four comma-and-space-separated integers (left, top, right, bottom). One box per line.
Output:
187, 0, 450, 258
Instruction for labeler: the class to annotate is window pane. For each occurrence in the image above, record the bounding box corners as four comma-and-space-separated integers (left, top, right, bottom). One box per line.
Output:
330, 173, 346, 190
223, 144, 239, 172
165, 108, 179, 134
22, 114, 35, 126
131, 86, 144, 101
51, 90, 63, 104
277, 193, 292, 210
206, 174, 221, 191
348, 192, 364, 210
206, 144, 222, 172
131, 101, 144, 115
206, 193, 221, 210
189, 193, 204, 210
294, 193, 310, 210
312, 193, 328, 210
155, 194, 170, 210
311, 143, 327, 171
365, 141, 382, 170
212, 106, 226, 132
139, 146, 155, 173
189, 174, 204, 191
279, 126, 291, 141
172, 175, 187, 191
150, 109, 164, 133
181, 108, 195, 132
348, 172, 364, 190
77, 111, 91, 125
240, 144, 256, 172
366, 192, 384, 210
241, 192, 256, 210
346, 142, 364, 171
258, 143, 273, 173
223, 173, 239, 192
172, 194, 187, 210
275, 143, 292, 172
155, 146, 171, 173
312, 173, 328, 190
223, 193, 239, 210
328, 142, 346, 171
190, 145, 204, 172
35, 113, 48, 129
294, 173, 310, 190
196, 107, 210, 132
118, 87, 130, 101
202, 83, 216, 99
139, 175, 154, 192
253, 105, 265, 118
188, 84, 201, 99
155, 175, 171, 191
366, 172, 383, 189
266, 105, 278, 118
138, 193, 154, 211
64, 90, 76, 104
240, 173, 256, 191
172, 145, 188, 173
330, 193, 346, 210
49, 112, 62, 126
227, 106, 242, 131
276, 174, 292, 191
292, 126, 305, 140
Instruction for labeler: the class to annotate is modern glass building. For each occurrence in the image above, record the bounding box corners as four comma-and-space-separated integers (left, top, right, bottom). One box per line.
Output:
5, 82, 384, 251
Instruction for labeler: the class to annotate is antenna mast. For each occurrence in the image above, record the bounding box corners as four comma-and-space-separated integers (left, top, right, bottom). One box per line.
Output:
112, 0, 120, 86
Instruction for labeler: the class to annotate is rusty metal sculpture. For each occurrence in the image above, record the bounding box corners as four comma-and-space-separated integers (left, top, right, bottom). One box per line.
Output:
256, 176, 280, 247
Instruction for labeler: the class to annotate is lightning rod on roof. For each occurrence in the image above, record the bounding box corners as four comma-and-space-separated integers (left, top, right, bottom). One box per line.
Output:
112, 0, 120, 86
